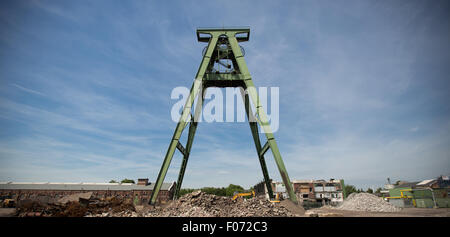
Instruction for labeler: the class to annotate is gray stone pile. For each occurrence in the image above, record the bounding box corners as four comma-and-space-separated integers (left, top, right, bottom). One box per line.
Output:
335, 193, 401, 212
90, 191, 303, 217
143, 191, 301, 217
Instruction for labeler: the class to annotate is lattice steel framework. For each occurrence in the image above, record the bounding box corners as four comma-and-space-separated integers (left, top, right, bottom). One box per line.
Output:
149, 27, 297, 205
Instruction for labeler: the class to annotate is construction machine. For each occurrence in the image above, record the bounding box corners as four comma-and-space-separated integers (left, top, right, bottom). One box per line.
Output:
2, 199, 15, 208
269, 193, 281, 203
232, 191, 255, 201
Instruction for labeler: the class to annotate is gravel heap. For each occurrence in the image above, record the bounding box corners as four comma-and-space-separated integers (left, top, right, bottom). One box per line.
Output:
16, 196, 135, 217
144, 191, 302, 217
89, 191, 303, 217
16, 191, 304, 217
335, 193, 401, 212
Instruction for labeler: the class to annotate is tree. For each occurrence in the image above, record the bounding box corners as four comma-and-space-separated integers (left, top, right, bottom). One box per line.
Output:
197, 184, 245, 196
178, 184, 247, 197
344, 185, 357, 196
225, 184, 245, 196
375, 188, 382, 193
120, 178, 135, 184
109, 180, 118, 183
367, 188, 373, 193
202, 187, 227, 196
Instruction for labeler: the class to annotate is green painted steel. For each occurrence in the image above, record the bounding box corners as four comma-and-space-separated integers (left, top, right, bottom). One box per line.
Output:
240, 90, 274, 200
149, 28, 298, 204
415, 198, 435, 208
173, 87, 206, 199
340, 179, 347, 199
436, 198, 450, 208
389, 187, 414, 198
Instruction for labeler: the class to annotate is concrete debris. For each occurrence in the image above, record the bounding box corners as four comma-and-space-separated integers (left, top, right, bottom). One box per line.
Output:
15, 191, 304, 217
15, 197, 135, 217
335, 193, 401, 212
139, 191, 303, 217
304, 209, 343, 217
57, 192, 93, 205
85, 210, 139, 217
87, 191, 304, 217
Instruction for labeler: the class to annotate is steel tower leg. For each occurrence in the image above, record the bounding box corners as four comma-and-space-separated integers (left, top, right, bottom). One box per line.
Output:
173, 87, 206, 199
149, 37, 218, 205
148, 80, 200, 205
240, 88, 274, 200
229, 36, 298, 204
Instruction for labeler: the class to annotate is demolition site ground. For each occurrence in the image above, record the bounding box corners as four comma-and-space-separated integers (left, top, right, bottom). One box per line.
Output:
0, 191, 449, 217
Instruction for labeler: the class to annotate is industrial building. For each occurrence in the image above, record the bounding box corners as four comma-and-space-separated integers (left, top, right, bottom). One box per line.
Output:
385, 175, 450, 208
0, 178, 175, 205
254, 178, 345, 206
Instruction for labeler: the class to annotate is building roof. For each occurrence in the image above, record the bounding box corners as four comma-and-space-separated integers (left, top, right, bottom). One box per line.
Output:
416, 179, 436, 186
0, 182, 174, 191
291, 179, 341, 184
292, 179, 314, 183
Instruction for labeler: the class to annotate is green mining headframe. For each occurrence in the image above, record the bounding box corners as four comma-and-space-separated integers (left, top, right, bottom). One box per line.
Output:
149, 27, 298, 205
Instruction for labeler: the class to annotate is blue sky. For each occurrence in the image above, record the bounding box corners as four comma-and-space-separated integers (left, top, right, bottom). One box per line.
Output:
0, 0, 449, 190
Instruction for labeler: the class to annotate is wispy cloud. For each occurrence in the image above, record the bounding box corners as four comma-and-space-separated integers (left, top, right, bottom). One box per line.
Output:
10, 83, 46, 97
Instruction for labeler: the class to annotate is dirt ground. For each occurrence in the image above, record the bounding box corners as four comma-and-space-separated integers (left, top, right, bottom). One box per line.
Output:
305, 206, 450, 217
0, 208, 16, 217
3, 206, 450, 217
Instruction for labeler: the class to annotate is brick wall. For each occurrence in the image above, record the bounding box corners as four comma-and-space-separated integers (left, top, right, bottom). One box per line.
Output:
0, 189, 173, 205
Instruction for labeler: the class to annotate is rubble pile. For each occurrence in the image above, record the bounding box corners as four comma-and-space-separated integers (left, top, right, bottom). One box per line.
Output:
16, 196, 135, 217
335, 193, 401, 212
15, 191, 304, 217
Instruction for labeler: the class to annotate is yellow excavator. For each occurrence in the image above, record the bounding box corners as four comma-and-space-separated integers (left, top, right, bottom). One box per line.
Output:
269, 193, 281, 203
232, 191, 281, 203
232, 191, 255, 201
1, 198, 15, 208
